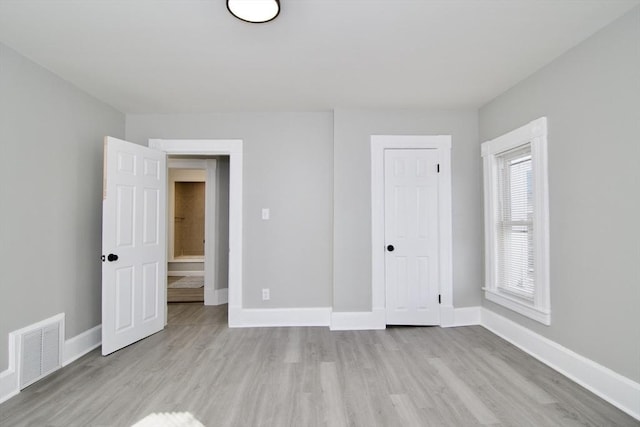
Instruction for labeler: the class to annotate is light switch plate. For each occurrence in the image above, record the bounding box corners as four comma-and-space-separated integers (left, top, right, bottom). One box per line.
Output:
262, 208, 270, 220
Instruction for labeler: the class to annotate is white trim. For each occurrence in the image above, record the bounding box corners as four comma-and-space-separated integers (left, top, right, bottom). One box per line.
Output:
167, 270, 204, 277
0, 344, 19, 404
63, 325, 101, 367
440, 306, 482, 327
229, 307, 331, 328
481, 308, 640, 420
481, 117, 551, 325
371, 135, 453, 324
149, 139, 243, 326
205, 288, 229, 306
0, 370, 18, 404
167, 158, 208, 169
484, 288, 550, 325
330, 309, 386, 331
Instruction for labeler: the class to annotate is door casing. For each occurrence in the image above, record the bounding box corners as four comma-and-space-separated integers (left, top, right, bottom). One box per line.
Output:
371, 135, 453, 326
150, 139, 243, 326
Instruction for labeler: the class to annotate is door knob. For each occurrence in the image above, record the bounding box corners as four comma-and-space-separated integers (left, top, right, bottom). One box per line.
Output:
107, 253, 119, 262
386, 245, 395, 252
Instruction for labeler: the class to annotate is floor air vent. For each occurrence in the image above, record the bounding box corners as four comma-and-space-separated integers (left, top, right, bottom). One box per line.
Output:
20, 319, 62, 389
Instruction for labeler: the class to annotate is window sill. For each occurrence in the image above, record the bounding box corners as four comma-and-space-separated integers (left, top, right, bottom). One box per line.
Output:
499, 285, 534, 301
484, 288, 551, 325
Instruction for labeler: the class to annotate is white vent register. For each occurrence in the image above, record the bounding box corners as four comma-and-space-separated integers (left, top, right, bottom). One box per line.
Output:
17, 314, 63, 389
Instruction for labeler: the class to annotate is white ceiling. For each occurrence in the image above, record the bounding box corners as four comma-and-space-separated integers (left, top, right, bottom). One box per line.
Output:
0, 0, 637, 113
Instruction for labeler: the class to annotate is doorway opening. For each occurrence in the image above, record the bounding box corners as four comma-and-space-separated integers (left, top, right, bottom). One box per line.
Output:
149, 139, 243, 327
167, 160, 206, 303
166, 157, 229, 306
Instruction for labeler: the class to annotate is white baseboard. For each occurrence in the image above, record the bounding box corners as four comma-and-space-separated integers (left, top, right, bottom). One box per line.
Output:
63, 325, 101, 366
0, 364, 19, 405
0, 334, 20, 403
228, 306, 331, 328
330, 309, 386, 330
440, 305, 481, 327
205, 288, 228, 306
481, 308, 640, 420
1, 321, 102, 405
330, 306, 479, 330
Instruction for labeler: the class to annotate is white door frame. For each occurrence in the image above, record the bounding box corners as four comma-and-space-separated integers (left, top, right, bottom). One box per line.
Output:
371, 135, 453, 326
150, 139, 243, 326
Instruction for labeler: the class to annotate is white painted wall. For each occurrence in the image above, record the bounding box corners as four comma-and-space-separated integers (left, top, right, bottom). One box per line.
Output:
0, 43, 125, 372
332, 109, 482, 312
479, 7, 640, 382
125, 112, 334, 309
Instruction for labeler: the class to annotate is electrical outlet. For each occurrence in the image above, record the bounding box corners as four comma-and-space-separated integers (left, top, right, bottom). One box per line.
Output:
262, 288, 270, 301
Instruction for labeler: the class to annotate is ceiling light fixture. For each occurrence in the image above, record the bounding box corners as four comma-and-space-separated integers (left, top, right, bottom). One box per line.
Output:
227, 0, 280, 24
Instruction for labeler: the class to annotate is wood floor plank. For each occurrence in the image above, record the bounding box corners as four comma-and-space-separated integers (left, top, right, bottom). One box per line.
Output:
428, 357, 500, 425
1, 303, 637, 427
390, 393, 429, 426
320, 361, 349, 427
474, 347, 556, 405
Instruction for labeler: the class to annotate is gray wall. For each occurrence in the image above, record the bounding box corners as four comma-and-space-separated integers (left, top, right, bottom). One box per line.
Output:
126, 112, 334, 308
479, 7, 640, 382
333, 109, 481, 311
215, 156, 230, 291
0, 43, 125, 371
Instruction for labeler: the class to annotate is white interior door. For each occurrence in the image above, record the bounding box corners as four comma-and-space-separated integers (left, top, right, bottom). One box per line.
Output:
102, 136, 166, 355
384, 149, 440, 325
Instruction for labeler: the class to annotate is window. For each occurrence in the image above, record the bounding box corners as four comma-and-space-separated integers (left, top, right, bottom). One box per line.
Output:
482, 117, 550, 325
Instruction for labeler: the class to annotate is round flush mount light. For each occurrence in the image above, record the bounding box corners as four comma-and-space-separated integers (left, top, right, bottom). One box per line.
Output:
227, 0, 280, 23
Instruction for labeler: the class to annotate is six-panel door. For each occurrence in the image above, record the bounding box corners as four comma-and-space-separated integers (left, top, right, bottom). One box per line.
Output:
102, 136, 166, 355
384, 149, 440, 325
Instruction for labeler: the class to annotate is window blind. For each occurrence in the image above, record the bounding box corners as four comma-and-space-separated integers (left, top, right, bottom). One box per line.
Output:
497, 145, 534, 297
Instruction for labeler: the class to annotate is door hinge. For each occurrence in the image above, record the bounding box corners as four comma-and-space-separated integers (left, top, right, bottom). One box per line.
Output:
438, 294, 441, 304
437, 164, 440, 173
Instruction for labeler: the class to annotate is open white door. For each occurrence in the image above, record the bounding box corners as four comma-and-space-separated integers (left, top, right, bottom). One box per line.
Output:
102, 136, 166, 355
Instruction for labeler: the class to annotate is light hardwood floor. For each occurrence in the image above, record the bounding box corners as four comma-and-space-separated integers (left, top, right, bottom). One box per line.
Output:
167, 276, 204, 303
1, 304, 637, 426
167, 287, 204, 303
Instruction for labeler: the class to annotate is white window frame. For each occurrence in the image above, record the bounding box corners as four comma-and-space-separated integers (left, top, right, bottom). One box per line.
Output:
481, 117, 551, 325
